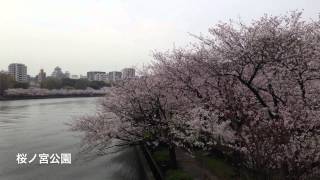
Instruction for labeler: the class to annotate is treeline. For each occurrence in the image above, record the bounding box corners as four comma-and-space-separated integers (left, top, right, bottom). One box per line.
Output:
5, 88, 108, 97
40, 78, 110, 90
0, 73, 110, 96
72, 12, 320, 180
0, 73, 29, 95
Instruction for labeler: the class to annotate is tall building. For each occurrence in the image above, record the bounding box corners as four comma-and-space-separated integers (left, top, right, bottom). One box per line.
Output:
87, 71, 106, 81
108, 71, 122, 82
94, 73, 108, 81
64, 71, 70, 79
51, 66, 65, 79
8, 63, 28, 82
122, 68, 135, 79
37, 69, 46, 82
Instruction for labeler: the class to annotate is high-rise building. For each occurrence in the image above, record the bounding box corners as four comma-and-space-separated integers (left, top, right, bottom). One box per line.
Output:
8, 63, 28, 82
37, 69, 46, 82
94, 73, 108, 81
108, 71, 122, 82
87, 71, 106, 81
122, 68, 135, 79
51, 66, 65, 79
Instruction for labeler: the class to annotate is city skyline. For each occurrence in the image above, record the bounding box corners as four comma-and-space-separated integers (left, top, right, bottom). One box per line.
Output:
0, 0, 319, 76
1, 63, 135, 78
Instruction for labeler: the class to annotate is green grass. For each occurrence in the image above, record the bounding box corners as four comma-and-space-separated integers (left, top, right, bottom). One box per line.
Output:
200, 156, 236, 180
152, 148, 248, 179
196, 153, 258, 180
166, 169, 193, 180
153, 148, 170, 163
152, 147, 193, 180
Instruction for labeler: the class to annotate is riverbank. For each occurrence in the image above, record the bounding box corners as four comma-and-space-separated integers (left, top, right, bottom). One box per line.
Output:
0, 87, 108, 101
0, 94, 105, 101
141, 144, 219, 180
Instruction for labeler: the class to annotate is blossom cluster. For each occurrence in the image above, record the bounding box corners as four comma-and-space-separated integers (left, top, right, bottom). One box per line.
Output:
5, 87, 108, 97
73, 11, 320, 179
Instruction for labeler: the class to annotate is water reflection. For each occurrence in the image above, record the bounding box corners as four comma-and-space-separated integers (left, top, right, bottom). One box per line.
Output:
0, 97, 144, 180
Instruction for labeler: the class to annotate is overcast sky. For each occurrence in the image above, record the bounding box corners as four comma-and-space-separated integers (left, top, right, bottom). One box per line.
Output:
0, 0, 319, 76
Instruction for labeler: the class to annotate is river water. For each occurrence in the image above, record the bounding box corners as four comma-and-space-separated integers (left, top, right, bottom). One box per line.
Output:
0, 97, 145, 180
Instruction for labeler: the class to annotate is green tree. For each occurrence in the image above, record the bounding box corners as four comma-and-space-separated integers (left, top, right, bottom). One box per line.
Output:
74, 79, 90, 89
88, 81, 108, 89
40, 77, 62, 89
13, 82, 29, 89
0, 73, 15, 95
61, 78, 76, 88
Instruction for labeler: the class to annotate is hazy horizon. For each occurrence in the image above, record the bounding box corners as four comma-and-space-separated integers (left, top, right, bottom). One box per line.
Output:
0, 0, 319, 76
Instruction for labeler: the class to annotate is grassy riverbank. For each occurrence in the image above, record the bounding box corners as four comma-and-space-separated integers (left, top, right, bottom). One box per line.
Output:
150, 145, 194, 180
150, 145, 259, 180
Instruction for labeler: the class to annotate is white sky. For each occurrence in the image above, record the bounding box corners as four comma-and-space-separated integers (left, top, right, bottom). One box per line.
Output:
0, 0, 319, 76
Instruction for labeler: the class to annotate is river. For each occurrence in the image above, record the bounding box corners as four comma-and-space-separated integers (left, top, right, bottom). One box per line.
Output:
0, 97, 145, 180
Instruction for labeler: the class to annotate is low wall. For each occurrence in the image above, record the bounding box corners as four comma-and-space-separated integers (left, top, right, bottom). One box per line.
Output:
138, 143, 164, 180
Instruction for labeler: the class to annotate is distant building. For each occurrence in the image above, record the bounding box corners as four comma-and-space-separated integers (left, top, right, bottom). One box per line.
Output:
87, 71, 106, 81
64, 71, 70, 79
8, 63, 28, 82
29, 76, 40, 87
51, 66, 65, 79
27, 75, 31, 82
108, 71, 122, 82
80, 75, 87, 79
122, 68, 135, 79
94, 73, 108, 81
37, 69, 46, 82
0, 70, 9, 74
70, 75, 80, 79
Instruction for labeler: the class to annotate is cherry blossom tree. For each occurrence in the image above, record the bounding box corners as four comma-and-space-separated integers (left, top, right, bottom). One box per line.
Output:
152, 11, 320, 179
72, 76, 181, 167
5, 87, 108, 97
73, 11, 320, 179
204, 11, 320, 179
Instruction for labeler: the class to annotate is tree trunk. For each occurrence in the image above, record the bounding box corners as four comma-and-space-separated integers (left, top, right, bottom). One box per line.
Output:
169, 145, 177, 169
